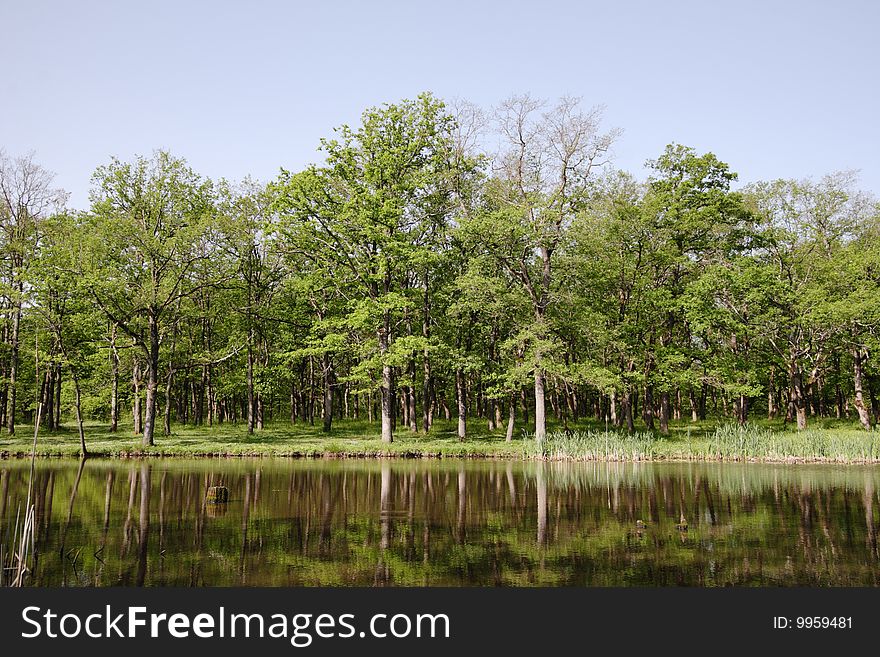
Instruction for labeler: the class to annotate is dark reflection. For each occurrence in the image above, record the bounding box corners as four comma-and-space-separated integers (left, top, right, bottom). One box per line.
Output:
536, 462, 547, 546
380, 462, 391, 551
136, 464, 151, 586
1, 458, 880, 586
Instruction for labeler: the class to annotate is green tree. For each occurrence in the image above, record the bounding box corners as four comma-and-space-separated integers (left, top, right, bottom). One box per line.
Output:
566, 171, 652, 432
643, 144, 754, 431
32, 211, 103, 454
0, 150, 67, 434
469, 95, 619, 443
84, 151, 217, 446
273, 94, 474, 443
218, 179, 282, 434
746, 173, 870, 429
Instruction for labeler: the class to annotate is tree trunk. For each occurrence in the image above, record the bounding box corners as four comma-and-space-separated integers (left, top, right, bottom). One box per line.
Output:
206, 327, 215, 426
456, 367, 467, 441
72, 371, 88, 457
659, 391, 670, 435
309, 361, 316, 425
790, 363, 808, 430
534, 370, 546, 444
322, 352, 333, 433
505, 393, 516, 442
854, 348, 873, 431
0, 320, 7, 430
163, 368, 174, 436
734, 395, 749, 425
197, 365, 207, 426
643, 385, 655, 430
699, 381, 708, 420
380, 361, 394, 443
767, 368, 777, 420
258, 343, 268, 429
623, 390, 635, 433
133, 360, 142, 435
6, 282, 22, 435
142, 313, 160, 447
110, 324, 119, 431
407, 366, 417, 433
378, 313, 394, 443
37, 370, 51, 430
422, 356, 433, 434
246, 327, 255, 435
421, 273, 433, 433
54, 362, 62, 429
44, 365, 56, 431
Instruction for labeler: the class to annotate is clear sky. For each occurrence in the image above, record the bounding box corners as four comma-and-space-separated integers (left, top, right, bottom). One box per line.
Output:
2, 0, 878, 209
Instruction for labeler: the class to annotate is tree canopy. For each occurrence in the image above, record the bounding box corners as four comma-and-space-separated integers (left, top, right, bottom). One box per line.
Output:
1, 94, 878, 455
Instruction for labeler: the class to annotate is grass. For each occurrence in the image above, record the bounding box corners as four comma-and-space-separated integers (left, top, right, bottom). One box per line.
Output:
523, 429, 661, 461
523, 424, 880, 463
0, 416, 876, 463
0, 418, 523, 459
706, 423, 880, 463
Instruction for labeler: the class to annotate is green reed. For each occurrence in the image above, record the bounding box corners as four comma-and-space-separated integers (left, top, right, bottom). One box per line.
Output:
523, 429, 660, 461
707, 423, 880, 463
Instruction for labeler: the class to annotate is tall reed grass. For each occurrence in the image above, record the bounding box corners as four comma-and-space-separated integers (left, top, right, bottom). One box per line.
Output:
707, 423, 880, 463
2, 402, 42, 586
523, 424, 880, 463
1, 502, 36, 586
522, 429, 660, 461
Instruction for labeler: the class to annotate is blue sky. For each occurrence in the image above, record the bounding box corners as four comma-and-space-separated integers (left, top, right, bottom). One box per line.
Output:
2, 0, 877, 208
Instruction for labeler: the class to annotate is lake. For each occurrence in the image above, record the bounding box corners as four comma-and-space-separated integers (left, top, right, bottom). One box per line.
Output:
2, 457, 879, 586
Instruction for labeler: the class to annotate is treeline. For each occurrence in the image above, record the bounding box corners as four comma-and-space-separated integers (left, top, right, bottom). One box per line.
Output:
1, 93, 878, 453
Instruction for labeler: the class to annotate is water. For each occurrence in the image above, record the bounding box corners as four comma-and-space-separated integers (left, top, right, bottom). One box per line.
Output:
2, 458, 879, 586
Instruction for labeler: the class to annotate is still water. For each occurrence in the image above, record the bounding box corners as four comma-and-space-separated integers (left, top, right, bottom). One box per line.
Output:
2, 458, 879, 586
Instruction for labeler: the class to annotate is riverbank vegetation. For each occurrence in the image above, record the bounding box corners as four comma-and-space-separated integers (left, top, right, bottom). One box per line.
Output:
0, 418, 877, 464
1, 92, 878, 458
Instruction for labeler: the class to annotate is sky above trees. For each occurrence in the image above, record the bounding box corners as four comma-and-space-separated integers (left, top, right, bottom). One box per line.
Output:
1, 0, 877, 208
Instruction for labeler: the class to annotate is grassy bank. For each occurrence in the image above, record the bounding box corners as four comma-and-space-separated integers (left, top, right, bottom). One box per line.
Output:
0, 418, 525, 459
0, 417, 877, 463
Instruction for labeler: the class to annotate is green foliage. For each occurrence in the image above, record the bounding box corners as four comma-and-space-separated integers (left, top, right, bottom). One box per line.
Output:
0, 95, 877, 454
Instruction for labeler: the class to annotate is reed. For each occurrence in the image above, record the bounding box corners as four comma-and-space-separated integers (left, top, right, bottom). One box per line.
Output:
523, 429, 660, 461
707, 423, 880, 463
522, 424, 880, 464
1, 502, 35, 587
1, 401, 42, 586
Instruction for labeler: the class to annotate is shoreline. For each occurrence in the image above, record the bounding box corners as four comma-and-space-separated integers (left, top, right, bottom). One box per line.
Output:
3, 449, 880, 465
1, 420, 877, 465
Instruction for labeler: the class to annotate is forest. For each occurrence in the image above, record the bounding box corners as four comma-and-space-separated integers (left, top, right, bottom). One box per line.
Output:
1, 93, 878, 455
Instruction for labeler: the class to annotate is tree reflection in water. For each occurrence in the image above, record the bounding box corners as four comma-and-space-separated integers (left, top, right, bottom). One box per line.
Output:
1, 458, 879, 586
